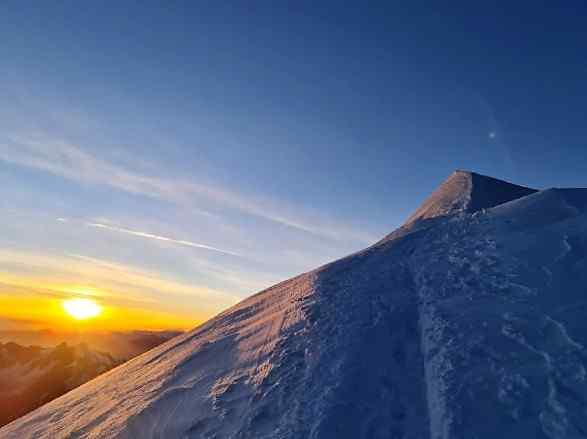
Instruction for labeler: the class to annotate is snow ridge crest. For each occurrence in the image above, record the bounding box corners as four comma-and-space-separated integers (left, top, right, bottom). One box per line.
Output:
405, 170, 537, 226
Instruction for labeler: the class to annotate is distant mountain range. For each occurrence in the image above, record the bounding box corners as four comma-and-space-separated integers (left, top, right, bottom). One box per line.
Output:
0, 341, 117, 427
3, 171, 587, 438
0, 329, 181, 428
0, 329, 182, 361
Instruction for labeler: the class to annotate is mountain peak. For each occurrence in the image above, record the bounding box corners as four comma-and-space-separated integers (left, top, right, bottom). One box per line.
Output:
404, 170, 537, 225
4, 172, 587, 439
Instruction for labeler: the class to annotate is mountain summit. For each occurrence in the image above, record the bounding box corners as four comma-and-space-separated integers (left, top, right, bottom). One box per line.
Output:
405, 170, 537, 225
3, 171, 587, 439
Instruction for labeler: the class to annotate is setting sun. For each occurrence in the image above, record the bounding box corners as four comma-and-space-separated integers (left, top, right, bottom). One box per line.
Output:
62, 298, 102, 320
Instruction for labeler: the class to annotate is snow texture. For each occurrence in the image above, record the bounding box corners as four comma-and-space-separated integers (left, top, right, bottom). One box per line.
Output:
2, 171, 587, 439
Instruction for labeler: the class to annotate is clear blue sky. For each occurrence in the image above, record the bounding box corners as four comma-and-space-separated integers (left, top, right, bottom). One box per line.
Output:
1, 2, 586, 329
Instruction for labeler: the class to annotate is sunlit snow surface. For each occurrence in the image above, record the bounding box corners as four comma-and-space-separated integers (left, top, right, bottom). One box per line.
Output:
3, 173, 587, 439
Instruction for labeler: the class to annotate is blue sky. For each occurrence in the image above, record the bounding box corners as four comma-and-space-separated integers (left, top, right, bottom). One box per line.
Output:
1, 2, 586, 330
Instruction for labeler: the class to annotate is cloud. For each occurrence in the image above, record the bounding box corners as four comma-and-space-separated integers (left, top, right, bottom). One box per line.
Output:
86, 222, 241, 256
0, 136, 183, 201
0, 136, 376, 244
0, 249, 241, 312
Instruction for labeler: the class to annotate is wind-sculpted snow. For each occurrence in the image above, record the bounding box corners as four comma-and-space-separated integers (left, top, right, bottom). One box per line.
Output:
3, 173, 587, 439
411, 188, 587, 439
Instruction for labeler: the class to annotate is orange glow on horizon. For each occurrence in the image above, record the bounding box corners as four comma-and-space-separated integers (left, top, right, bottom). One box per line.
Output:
0, 290, 200, 333
0, 252, 239, 333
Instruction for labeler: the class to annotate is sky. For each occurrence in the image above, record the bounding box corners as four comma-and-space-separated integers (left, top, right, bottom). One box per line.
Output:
1, 2, 586, 332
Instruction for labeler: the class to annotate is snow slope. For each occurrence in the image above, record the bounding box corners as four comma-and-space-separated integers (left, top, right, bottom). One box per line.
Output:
3, 171, 587, 439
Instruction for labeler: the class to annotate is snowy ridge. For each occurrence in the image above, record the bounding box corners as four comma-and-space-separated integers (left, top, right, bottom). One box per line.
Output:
3, 172, 587, 439
404, 170, 536, 226
378, 170, 536, 245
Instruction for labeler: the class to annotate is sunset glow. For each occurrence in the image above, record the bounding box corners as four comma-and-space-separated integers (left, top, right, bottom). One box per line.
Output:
63, 298, 102, 320
0, 249, 241, 332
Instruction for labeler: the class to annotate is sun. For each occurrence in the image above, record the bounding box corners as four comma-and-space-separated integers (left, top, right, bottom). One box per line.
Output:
63, 298, 102, 320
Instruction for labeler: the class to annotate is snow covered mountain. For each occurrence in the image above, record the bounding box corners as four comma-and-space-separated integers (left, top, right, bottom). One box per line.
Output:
3, 170, 587, 439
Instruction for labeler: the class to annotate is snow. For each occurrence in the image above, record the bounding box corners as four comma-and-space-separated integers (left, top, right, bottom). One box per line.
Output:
2, 172, 587, 438
404, 170, 536, 226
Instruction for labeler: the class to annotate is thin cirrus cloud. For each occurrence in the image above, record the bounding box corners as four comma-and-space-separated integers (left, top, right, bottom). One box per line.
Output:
0, 249, 241, 308
0, 135, 377, 245
0, 249, 243, 330
86, 221, 241, 257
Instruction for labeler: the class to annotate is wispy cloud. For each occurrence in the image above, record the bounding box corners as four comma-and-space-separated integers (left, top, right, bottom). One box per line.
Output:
86, 222, 240, 256
0, 136, 184, 201
0, 249, 241, 312
0, 136, 376, 244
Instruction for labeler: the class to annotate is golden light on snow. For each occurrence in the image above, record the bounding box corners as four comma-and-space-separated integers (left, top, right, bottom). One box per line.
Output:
63, 298, 102, 320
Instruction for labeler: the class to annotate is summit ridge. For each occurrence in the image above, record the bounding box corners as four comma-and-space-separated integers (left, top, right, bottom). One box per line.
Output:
405, 170, 537, 225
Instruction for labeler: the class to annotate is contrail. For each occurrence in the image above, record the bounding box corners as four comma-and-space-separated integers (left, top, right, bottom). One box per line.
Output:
86, 222, 240, 256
